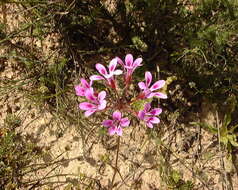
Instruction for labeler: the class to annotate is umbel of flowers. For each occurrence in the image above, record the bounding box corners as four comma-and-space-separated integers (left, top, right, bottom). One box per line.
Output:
75, 54, 167, 136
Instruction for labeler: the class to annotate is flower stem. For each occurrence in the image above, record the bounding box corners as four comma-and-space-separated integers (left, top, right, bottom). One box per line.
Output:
110, 136, 120, 189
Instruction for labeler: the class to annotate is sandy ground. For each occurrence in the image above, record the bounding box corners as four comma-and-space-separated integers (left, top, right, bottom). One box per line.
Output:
1, 3, 238, 190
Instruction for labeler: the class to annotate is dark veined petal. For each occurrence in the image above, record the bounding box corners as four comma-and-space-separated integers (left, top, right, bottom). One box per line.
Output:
145, 71, 152, 87
125, 54, 133, 67
96, 64, 108, 76
113, 111, 122, 121
102, 120, 114, 127
150, 80, 165, 91
149, 116, 160, 124
120, 117, 130, 127
149, 108, 162, 115
85, 88, 96, 101
109, 58, 117, 72
79, 102, 96, 110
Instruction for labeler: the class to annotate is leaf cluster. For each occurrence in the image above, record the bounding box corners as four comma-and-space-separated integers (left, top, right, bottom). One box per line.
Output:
0, 115, 42, 189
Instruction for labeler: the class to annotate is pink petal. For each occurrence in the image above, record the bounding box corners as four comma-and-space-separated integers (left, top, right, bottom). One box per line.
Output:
89, 80, 93, 86
104, 72, 114, 79
146, 122, 154, 128
138, 110, 145, 120
133, 58, 142, 68
96, 64, 108, 76
75, 85, 85, 96
150, 108, 162, 115
125, 54, 133, 67
85, 89, 96, 101
124, 65, 133, 70
80, 78, 90, 88
113, 111, 122, 121
146, 92, 154, 99
102, 120, 114, 127
149, 117, 160, 124
144, 103, 151, 112
85, 110, 95, 117
116, 57, 124, 66
98, 100, 107, 110
154, 92, 168, 99
145, 71, 152, 87
116, 127, 122, 136
150, 80, 165, 91
120, 117, 130, 127
90, 75, 104, 81
98, 91, 106, 101
79, 102, 96, 110
113, 69, 123, 75
109, 126, 116, 135
108, 58, 117, 72
138, 82, 146, 90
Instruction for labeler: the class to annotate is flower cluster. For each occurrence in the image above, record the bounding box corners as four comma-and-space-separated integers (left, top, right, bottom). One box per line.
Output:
75, 54, 167, 136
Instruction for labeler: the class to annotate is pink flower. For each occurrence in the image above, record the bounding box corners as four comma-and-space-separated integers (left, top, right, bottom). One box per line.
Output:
75, 78, 92, 96
90, 58, 123, 88
102, 111, 130, 136
138, 71, 167, 99
79, 89, 107, 117
138, 103, 162, 128
117, 54, 142, 84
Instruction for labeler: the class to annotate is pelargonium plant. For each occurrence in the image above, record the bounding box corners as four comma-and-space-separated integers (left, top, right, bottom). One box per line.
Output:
75, 54, 167, 136
75, 54, 167, 188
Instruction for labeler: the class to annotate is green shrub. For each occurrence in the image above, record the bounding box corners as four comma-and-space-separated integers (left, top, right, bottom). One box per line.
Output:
0, 117, 42, 189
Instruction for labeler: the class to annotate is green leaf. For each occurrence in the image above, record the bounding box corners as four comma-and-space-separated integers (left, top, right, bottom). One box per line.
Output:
228, 135, 238, 147
130, 98, 152, 112
171, 170, 181, 183
220, 125, 228, 138
223, 114, 231, 128
132, 36, 148, 52
98, 127, 107, 136
220, 136, 228, 145
229, 124, 238, 133
190, 122, 217, 134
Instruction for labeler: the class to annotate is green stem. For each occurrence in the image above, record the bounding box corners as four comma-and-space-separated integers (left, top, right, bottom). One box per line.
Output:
110, 136, 120, 189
